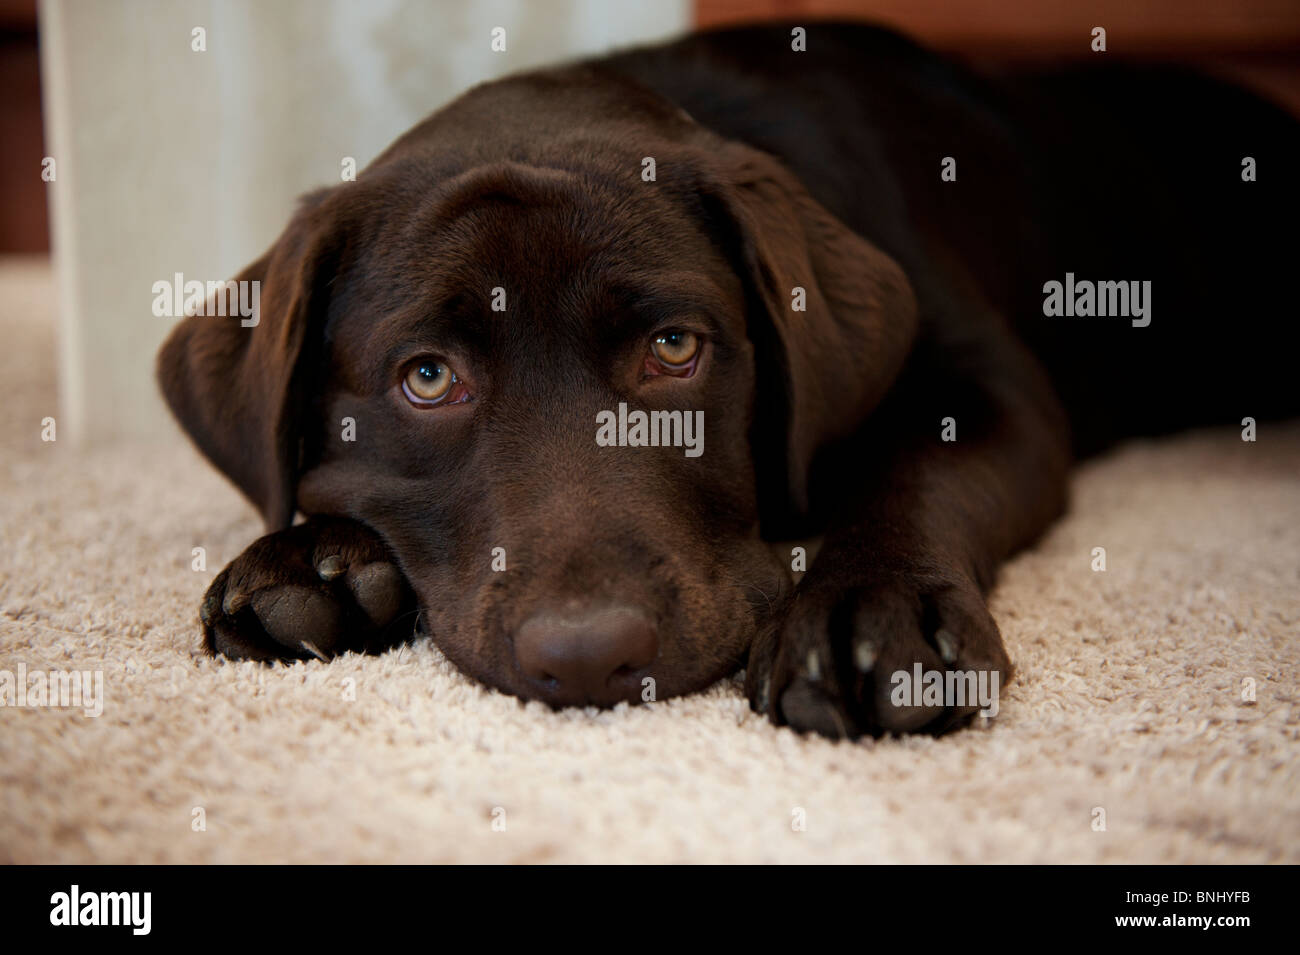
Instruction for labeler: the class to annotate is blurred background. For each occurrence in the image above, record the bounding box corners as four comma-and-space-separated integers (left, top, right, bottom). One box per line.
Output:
2, 0, 1298, 447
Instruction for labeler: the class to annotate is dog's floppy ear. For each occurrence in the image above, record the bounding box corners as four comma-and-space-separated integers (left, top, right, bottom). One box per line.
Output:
701, 142, 919, 515
156, 191, 342, 530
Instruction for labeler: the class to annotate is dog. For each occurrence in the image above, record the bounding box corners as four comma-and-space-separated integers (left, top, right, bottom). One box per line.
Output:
157, 22, 1299, 738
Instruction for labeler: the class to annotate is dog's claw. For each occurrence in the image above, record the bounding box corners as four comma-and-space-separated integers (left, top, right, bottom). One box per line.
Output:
222, 587, 250, 615
300, 640, 330, 662
935, 628, 958, 664
853, 637, 877, 672
805, 649, 822, 681
317, 554, 346, 581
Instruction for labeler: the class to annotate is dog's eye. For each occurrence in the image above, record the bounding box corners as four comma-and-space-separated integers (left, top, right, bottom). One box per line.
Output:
647, 330, 701, 376
402, 358, 469, 407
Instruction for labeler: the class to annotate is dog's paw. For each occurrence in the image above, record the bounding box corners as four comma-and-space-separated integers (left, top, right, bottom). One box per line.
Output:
200, 517, 417, 662
744, 567, 1011, 739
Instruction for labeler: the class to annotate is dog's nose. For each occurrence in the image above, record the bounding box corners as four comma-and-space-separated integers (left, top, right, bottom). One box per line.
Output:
514, 606, 658, 706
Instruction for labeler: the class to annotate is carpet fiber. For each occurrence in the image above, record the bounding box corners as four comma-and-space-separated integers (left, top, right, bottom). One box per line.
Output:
2, 257, 1297, 863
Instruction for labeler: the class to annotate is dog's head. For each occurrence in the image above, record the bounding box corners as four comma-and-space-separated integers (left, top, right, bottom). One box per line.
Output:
159, 66, 917, 705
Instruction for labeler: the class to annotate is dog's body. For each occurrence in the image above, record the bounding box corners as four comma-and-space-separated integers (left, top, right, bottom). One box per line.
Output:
158, 23, 1299, 737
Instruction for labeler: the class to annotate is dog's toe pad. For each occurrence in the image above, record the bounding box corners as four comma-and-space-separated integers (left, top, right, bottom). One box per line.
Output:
780, 678, 852, 739
348, 562, 405, 625
251, 586, 342, 651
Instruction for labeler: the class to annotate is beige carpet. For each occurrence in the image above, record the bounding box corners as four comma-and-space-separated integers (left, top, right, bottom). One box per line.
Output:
2, 256, 1298, 864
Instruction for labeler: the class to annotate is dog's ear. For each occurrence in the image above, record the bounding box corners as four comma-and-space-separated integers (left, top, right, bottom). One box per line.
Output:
156, 191, 342, 530
701, 142, 919, 515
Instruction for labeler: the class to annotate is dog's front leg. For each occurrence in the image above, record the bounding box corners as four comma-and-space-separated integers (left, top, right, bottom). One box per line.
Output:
747, 328, 1072, 738
199, 516, 419, 662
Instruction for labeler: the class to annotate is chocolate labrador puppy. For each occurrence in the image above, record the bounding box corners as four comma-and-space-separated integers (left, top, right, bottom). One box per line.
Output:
158, 23, 1298, 737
